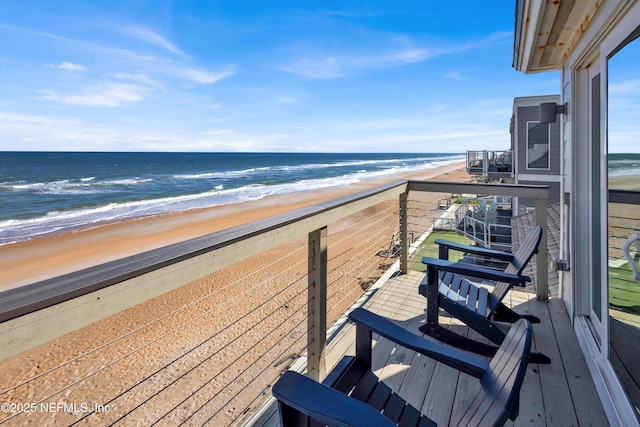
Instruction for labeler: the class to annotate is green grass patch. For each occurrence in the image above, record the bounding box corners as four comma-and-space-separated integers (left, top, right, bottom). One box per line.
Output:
409, 231, 474, 272
453, 196, 475, 205
609, 262, 640, 315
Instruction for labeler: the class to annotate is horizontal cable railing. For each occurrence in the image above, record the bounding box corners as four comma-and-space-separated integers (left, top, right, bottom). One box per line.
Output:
0, 183, 404, 426
608, 189, 640, 425
608, 190, 640, 318
0, 180, 548, 426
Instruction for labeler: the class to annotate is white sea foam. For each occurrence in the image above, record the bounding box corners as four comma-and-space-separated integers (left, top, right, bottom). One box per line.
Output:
0, 154, 465, 245
171, 155, 464, 180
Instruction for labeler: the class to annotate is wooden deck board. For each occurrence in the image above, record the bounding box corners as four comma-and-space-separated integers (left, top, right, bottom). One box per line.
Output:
526, 294, 580, 426
246, 270, 608, 427
508, 293, 545, 427
546, 298, 609, 427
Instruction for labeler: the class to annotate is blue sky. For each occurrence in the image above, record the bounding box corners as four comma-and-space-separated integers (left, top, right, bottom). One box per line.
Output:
0, 1, 565, 153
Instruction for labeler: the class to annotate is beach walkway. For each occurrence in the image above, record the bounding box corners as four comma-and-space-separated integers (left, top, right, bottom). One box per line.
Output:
249, 268, 608, 427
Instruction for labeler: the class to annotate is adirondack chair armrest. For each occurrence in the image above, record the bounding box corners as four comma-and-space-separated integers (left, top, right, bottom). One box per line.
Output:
434, 238, 515, 262
422, 257, 531, 286
349, 307, 489, 378
272, 371, 396, 427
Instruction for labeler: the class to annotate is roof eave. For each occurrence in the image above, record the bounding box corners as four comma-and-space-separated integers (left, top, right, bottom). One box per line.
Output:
514, 0, 597, 74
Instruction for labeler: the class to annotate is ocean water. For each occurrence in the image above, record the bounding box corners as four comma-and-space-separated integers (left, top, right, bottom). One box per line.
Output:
0, 152, 464, 245
609, 153, 640, 178
609, 153, 640, 191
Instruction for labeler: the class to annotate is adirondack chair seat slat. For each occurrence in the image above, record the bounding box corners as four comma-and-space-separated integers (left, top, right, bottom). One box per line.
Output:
418, 226, 550, 364
425, 274, 491, 316
367, 378, 393, 411
350, 369, 380, 402
398, 405, 422, 427
272, 308, 533, 427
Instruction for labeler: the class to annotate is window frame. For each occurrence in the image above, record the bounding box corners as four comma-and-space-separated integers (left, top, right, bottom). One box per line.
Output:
525, 120, 551, 170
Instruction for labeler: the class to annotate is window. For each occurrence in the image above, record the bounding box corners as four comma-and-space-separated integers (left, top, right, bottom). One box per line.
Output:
526, 121, 550, 169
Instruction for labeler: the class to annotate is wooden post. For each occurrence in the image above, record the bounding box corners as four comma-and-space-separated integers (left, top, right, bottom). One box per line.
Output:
399, 191, 408, 274
535, 197, 549, 300
307, 227, 327, 381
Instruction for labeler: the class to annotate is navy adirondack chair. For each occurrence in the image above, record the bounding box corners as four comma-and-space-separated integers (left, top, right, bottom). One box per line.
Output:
273, 307, 533, 427
418, 225, 550, 363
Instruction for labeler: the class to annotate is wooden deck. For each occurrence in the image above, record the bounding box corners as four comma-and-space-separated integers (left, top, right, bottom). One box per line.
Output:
248, 269, 609, 426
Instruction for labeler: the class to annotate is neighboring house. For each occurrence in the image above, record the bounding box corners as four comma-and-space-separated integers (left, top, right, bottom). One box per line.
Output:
467, 95, 562, 212
511, 95, 562, 211
514, 1, 640, 425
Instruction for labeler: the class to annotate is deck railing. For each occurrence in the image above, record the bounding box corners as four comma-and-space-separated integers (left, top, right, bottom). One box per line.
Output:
607, 189, 640, 419
453, 197, 513, 251
608, 189, 640, 311
466, 150, 513, 175
0, 180, 548, 426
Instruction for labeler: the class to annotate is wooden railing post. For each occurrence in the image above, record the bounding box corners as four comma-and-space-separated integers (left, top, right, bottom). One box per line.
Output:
399, 191, 408, 274
535, 197, 549, 300
307, 227, 327, 381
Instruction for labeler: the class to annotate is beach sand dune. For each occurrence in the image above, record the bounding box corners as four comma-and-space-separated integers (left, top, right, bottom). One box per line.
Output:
0, 163, 471, 426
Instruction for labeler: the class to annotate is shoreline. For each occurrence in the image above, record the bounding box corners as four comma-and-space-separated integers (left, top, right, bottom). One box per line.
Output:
0, 162, 470, 291
609, 174, 640, 191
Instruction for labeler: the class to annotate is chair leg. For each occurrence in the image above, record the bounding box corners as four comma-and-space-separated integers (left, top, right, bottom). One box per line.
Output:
419, 268, 549, 363
443, 299, 508, 345
419, 315, 552, 364
529, 352, 552, 364
440, 300, 550, 363
493, 302, 541, 324
278, 402, 309, 427
419, 322, 500, 357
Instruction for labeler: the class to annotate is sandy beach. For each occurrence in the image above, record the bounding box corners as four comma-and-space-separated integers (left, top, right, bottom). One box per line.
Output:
0, 161, 469, 291
0, 162, 472, 426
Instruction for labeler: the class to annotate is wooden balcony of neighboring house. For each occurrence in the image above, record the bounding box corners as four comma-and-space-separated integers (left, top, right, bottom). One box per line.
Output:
0, 181, 610, 426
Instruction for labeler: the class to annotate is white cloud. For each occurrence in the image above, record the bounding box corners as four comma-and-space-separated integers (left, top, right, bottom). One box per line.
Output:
275, 95, 296, 104
40, 83, 149, 107
121, 26, 186, 57
609, 78, 640, 94
0, 112, 121, 151
394, 48, 432, 63
178, 66, 236, 84
444, 71, 468, 80
278, 57, 343, 79
277, 30, 511, 80
110, 72, 165, 90
460, 31, 512, 50
57, 61, 86, 72
278, 47, 439, 79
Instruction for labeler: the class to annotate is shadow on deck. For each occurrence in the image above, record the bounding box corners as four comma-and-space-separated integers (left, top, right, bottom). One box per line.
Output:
249, 269, 608, 426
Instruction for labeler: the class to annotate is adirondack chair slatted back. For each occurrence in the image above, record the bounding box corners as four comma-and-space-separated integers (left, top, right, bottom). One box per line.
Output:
504, 226, 542, 276
452, 319, 532, 426
487, 226, 542, 311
